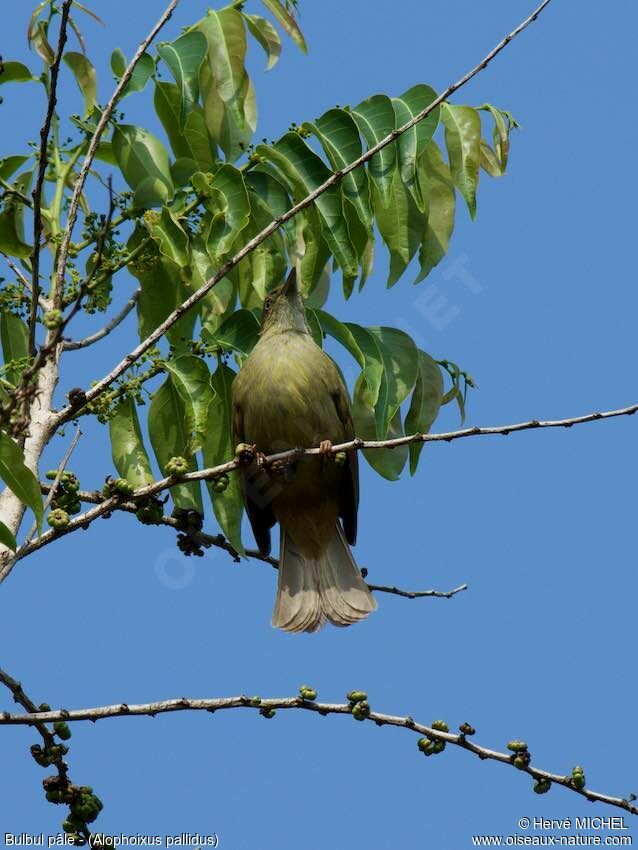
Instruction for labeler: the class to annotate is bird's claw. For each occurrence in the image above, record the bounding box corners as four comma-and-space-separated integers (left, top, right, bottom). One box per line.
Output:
319, 439, 333, 456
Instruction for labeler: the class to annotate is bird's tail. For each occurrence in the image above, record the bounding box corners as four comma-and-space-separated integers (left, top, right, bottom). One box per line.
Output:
272, 524, 377, 633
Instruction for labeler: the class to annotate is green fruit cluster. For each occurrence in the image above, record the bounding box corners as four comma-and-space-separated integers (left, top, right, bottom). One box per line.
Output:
299, 685, 317, 701
259, 707, 276, 719
347, 691, 370, 721
571, 765, 586, 789
48, 470, 82, 516
213, 474, 229, 493
533, 777, 551, 794
102, 477, 134, 498
417, 737, 446, 757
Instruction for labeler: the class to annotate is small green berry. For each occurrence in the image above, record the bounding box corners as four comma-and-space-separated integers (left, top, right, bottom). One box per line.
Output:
334, 451, 347, 466
513, 754, 529, 770
43, 309, 63, 330
53, 721, 72, 740
533, 778, 551, 794
47, 508, 70, 530
347, 690, 367, 704
351, 700, 370, 721
299, 685, 317, 701
259, 707, 276, 719
250, 696, 262, 706
115, 478, 134, 497
45, 470, 59, 481
166, 456, 189, 476
431, 719, 449, 733
213, 474, 229, 493
507, 740, 528, 752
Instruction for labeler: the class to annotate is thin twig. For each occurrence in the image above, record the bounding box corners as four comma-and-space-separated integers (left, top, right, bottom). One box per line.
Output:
62, 291, 140, 351
1, 692, 635, 816
53, 0, 554, 426
10, 401, 636, 571
19, 427, 81, 552
30, 0, 73, 355
0, 667, 70, 791
0, 253, 50, 310
53, 0, 180, 310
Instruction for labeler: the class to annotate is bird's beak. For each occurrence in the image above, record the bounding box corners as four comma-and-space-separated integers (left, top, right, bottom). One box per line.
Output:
282, 268, 297, 296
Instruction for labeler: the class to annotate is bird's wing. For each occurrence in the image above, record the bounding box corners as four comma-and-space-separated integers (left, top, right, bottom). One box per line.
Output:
331, 380, 359, 546
232, 397, 276, 556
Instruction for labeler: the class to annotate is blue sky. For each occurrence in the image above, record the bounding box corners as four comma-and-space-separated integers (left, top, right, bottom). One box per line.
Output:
1, 0, 637, 847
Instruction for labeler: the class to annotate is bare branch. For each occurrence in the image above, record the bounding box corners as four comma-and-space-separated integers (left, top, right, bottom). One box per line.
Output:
53, 0, 180, 310
10, 401, 635, 573
54, 0, 554, 426
1, 691, 634, 816
62, 291, 140, 351
30, 0, 73, 355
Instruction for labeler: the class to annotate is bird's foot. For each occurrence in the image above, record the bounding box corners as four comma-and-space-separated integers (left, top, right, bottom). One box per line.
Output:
318, 439, 333, 456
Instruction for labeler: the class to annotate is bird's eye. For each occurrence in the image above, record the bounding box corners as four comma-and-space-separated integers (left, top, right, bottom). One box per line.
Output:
263, 298, 272, 311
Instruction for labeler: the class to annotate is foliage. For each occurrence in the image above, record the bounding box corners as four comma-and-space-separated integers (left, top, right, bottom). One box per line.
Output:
0, 2, 514, 578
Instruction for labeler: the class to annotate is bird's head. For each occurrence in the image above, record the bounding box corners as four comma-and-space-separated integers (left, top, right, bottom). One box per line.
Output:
260, 269, 310, 337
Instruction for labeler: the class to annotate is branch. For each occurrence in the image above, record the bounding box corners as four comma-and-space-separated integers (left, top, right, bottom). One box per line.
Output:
62, 290, 140, 350
18, 427, 81, 553
54, 0, 554, 426
1, 691, 635, 816
0, 253, 50, 311
30, 0, 73, 355
10, 402, 635, 573
52, 0, 180, 310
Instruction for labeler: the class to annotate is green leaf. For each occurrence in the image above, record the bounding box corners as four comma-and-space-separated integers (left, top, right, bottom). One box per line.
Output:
31, 21, 55, 65
404, 350, 443, 474
479, 140, 502, 178
206, 309, 260, 356
245, 169, 295, 250
1, 312, 29, 386
193, 166, 251, 262
0, 156, 30, 181
157, 31, 207, 129
198, 8, 257, 162
479, 103, 516, 172
256, 133, 358, 278
27, 1, 49, 45
303, 107, 372, 230
372, 170, 424, 286
441, 103, 481, 219
242, 189, 288, 299
244, 13, 281, 70
128, 228, 196, 347
110, 48, 126, 78
63, 52, 97, 116
367, 326, 418, 435
111, 49, 155, 97
352, 376, 407, 481
414, 141, 456, 282
350, 94, 397, 206
392, 84, 439, 210
260, 0, 307, 53
150, 207, 190, 268
0, 521, 16, 552
0, 62, 36, 85
154, 82, 216, 174
202, 363, 244, 553
164, 355, 215, 453
108, 398, 154, 488
0, 431, 43, 530
148, 376, 203, 512
0, 170, 33, 259
112, 124, 174, 208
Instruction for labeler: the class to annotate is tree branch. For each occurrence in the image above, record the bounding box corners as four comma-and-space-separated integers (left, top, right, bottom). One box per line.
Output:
30, 0, 73, 355
52, 0, 180, 310
9, 401, 635, 575
53, 0, 554, 426
1, 690, 635, 816
62, 291, 140, 351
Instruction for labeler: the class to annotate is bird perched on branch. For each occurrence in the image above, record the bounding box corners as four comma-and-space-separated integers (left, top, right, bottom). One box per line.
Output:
232, 268, 376, 632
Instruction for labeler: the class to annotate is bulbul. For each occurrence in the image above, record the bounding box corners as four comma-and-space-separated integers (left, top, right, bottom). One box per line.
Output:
232, 269, 377, 632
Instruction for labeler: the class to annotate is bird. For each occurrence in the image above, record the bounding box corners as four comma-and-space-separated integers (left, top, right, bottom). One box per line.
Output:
231, 268, 377, 632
